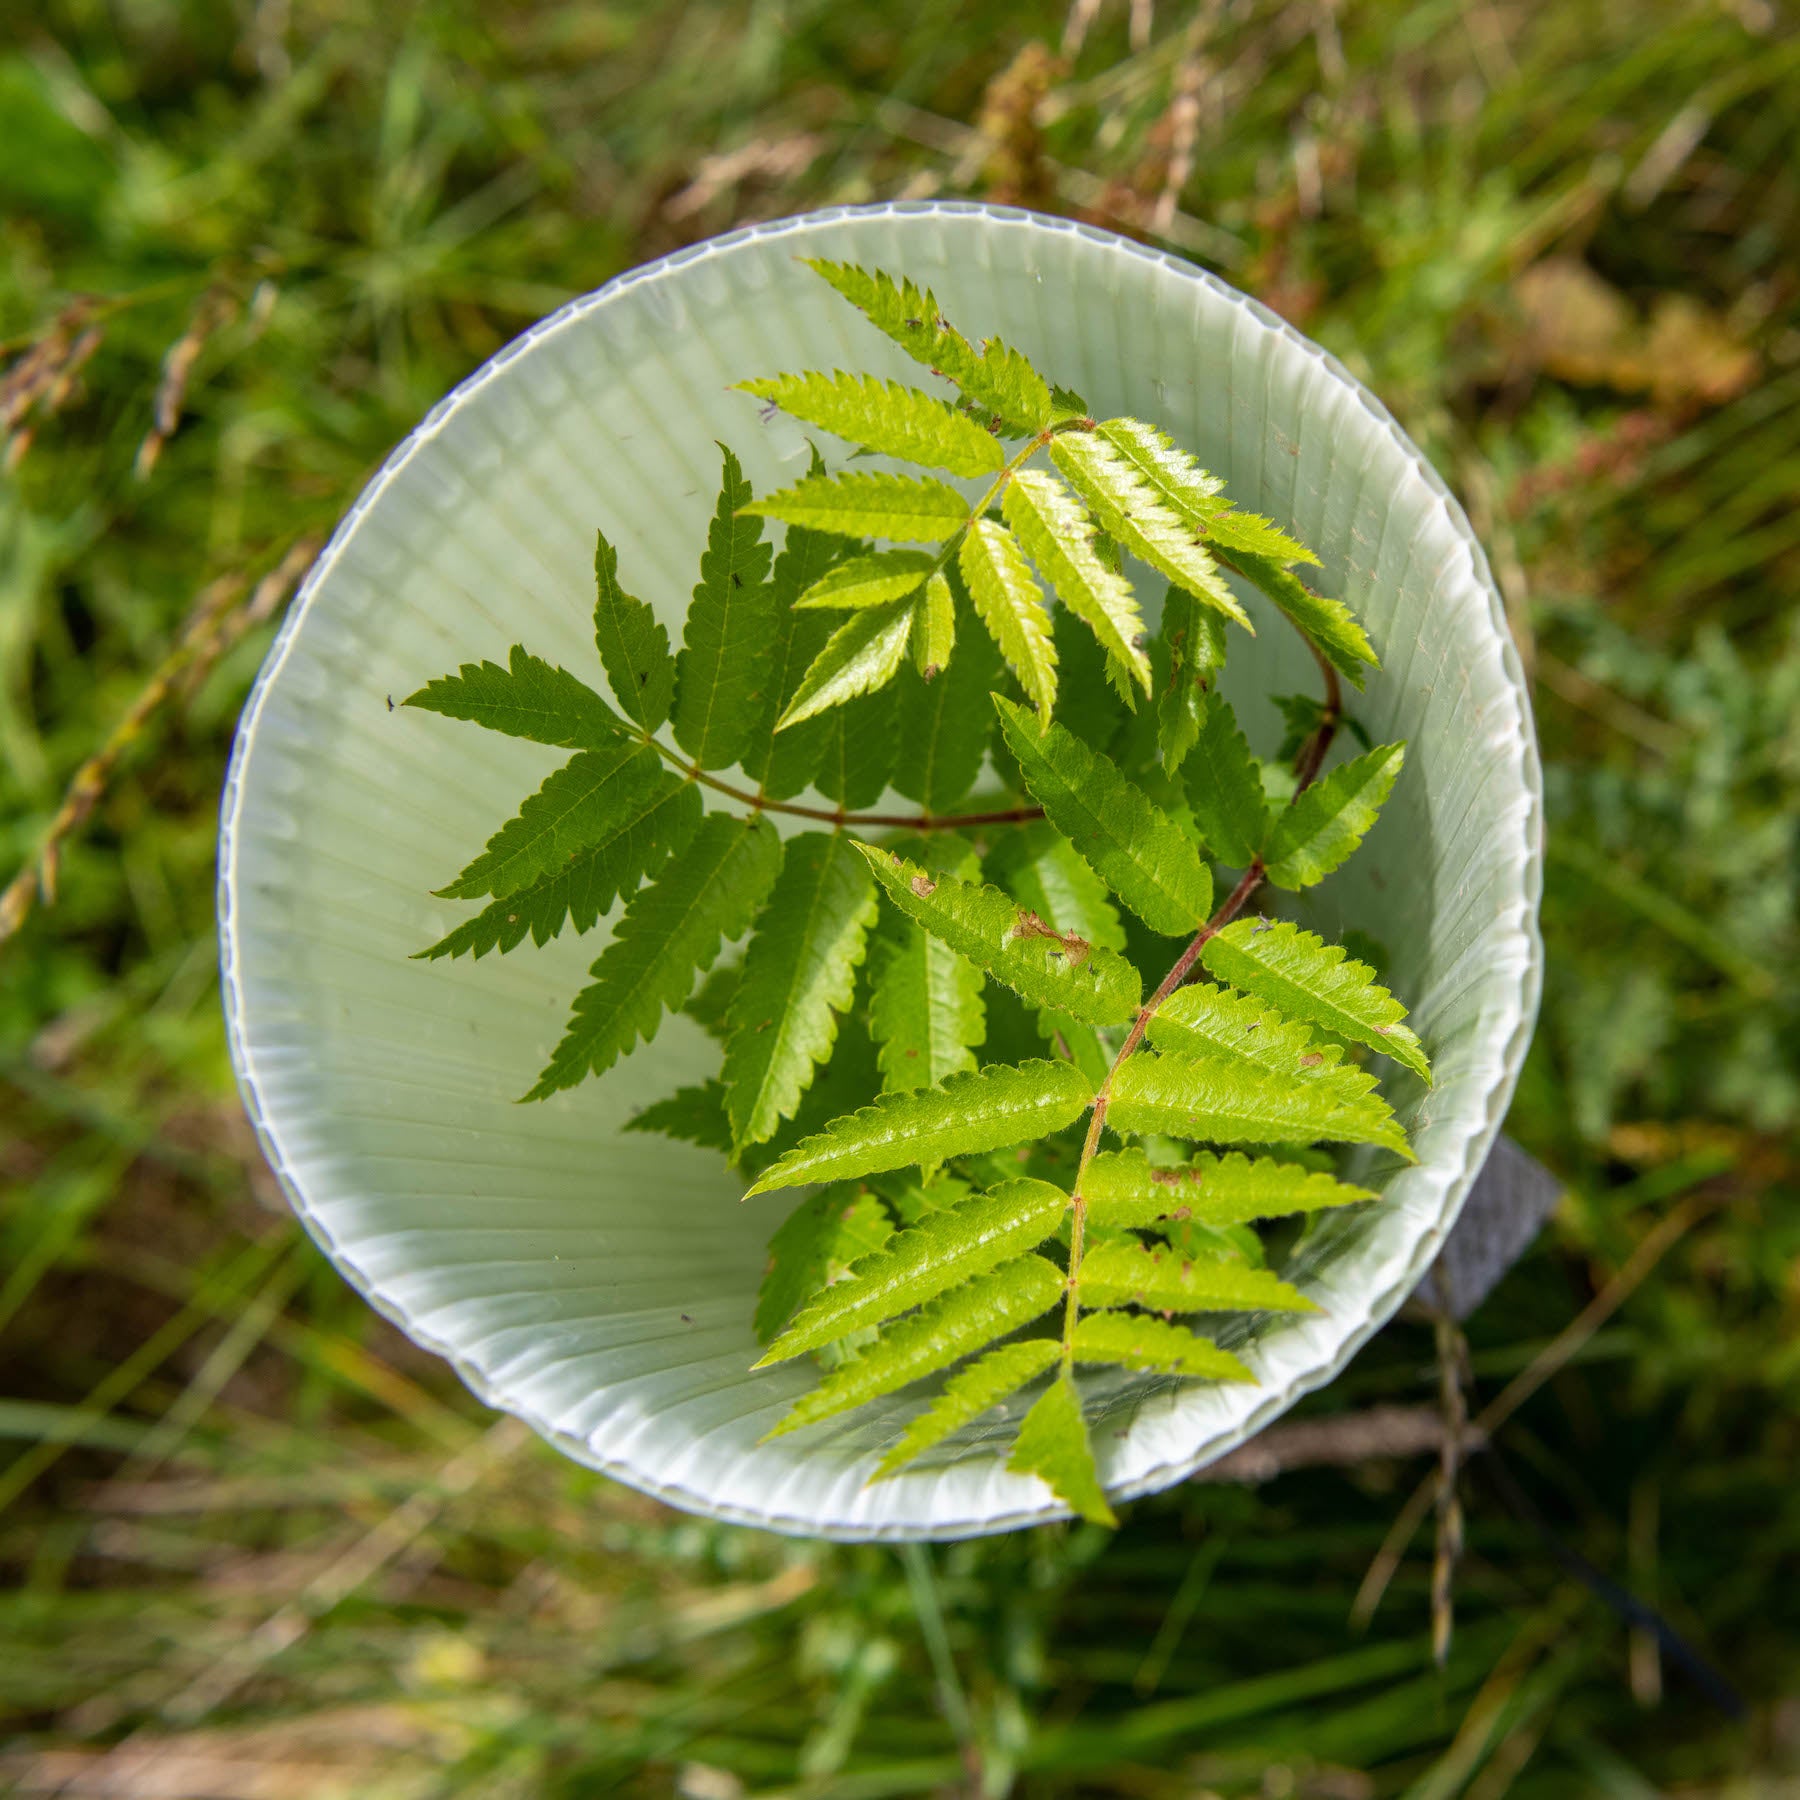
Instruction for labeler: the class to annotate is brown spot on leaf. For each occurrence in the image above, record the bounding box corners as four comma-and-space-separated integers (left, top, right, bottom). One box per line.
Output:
1299, 1052, 1324, 1067
1011, 909, 1093, 966
910, 874, 938, 898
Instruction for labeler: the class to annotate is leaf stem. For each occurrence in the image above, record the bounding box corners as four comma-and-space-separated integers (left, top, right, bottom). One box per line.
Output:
637, 730, 1046, 833
1058, 625, 1343, 1372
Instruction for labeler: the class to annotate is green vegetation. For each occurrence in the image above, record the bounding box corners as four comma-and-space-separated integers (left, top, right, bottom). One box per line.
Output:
416, 257, 1420, 1513
2, 0, 1796, 1791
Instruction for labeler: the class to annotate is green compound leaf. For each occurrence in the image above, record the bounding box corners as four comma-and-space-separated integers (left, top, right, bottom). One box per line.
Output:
767, 1255, 1064, 1437
1080, 1146, 1376, 1229
525, 814, 782, 1101
723, 831, 880, 1151
995, 697, 1213, 936
1157, 588, 1227, 776
1201, 917, 1432, 1085
755, 1183, 895, 1344
592, 530, 675, 733
1050, 431, 1250, 630
1263, 742, 1405, 891
803, 259, 1053, 436
739, 371, 1006, 479
1003, 470, 1151, 695
671, 446, 778, 770
622, 1080, 734, 1156
959, 517, 1058, 722
858, 843, 1142, 1026
1219, 548, 1377, 689
1182, 696, 1269, 869
1071, 1313, 1254, 1381
872, 1339, 1059, 1480
1092, 420, 1319, 572
1106, 1049, 1413, 1155
744, 1058, 1095, 1196
434, 741, 657, 901
778, 595, 916, 729
1078, 1238, 1318, 1315
894, 581, 996, 810
738, 486, 842, 800
1006, 1372, 1115, 1527
758, 1177, 1069, 1364
743, 470, 971, 542
404, 642, 629, 750
1092, 416, 1227, 529
1200, 508, 1319, 568
796, 549, 935, 610
420, 772, 702, 960
813, 677, 899, 808
869, 838, 987, 1094
1147, 981, 1382, 1111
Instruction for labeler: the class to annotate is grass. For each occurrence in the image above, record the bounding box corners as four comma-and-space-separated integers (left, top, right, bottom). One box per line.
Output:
2, 0, 1797, 1792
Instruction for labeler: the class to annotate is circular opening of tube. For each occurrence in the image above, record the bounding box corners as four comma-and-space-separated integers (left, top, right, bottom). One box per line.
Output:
219, 202, 1542, 1541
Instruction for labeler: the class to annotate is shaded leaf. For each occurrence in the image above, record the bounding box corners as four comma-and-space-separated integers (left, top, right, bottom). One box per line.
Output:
1219, 549, 1376, 689
1006, 1372, 1115, 1526
1264, 742, 1405, 890
796, 549, 935, 610
872, 1339, 1059, 1479
1107, 1049, 1413, 1155
813, 676, 900, 809
525, 815, 782, 1100
671, 446, 778, 769
858, 843, 1141, 1026
872, 1167, 976, 1227
404, 643, 627, 749
1071, 1313, 1254, 1380
755, 1183, 895, 1344
892, 582, 998, 810
759, 1178, 1069, 1364
623, 1080, 733, 1156
995, 697, 1213, 936
779, 596, 915, 728
738, 492, 841, 799
420, 771, 702, 959
1050, 431, 1249, 629
1078, 1238, 1317, 1314
723, 831, 880, 1150
685, 963, 740, 1042
743, 469, 971, 542
592, 529, 675, 732
434, 741, 657, 901
767, 1255, 1064, 1437
869, 838, 987, 1094
1003, 469, 1150, 694
1158, 588, 1227, 775
1080, 1145, 1375, 1228
739, 371, 1005, 478
744, 1058, 1094, 1196
1183, 697, 1268, 868
1201, 918, 1432, 1084
959, 517, 1057, 721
